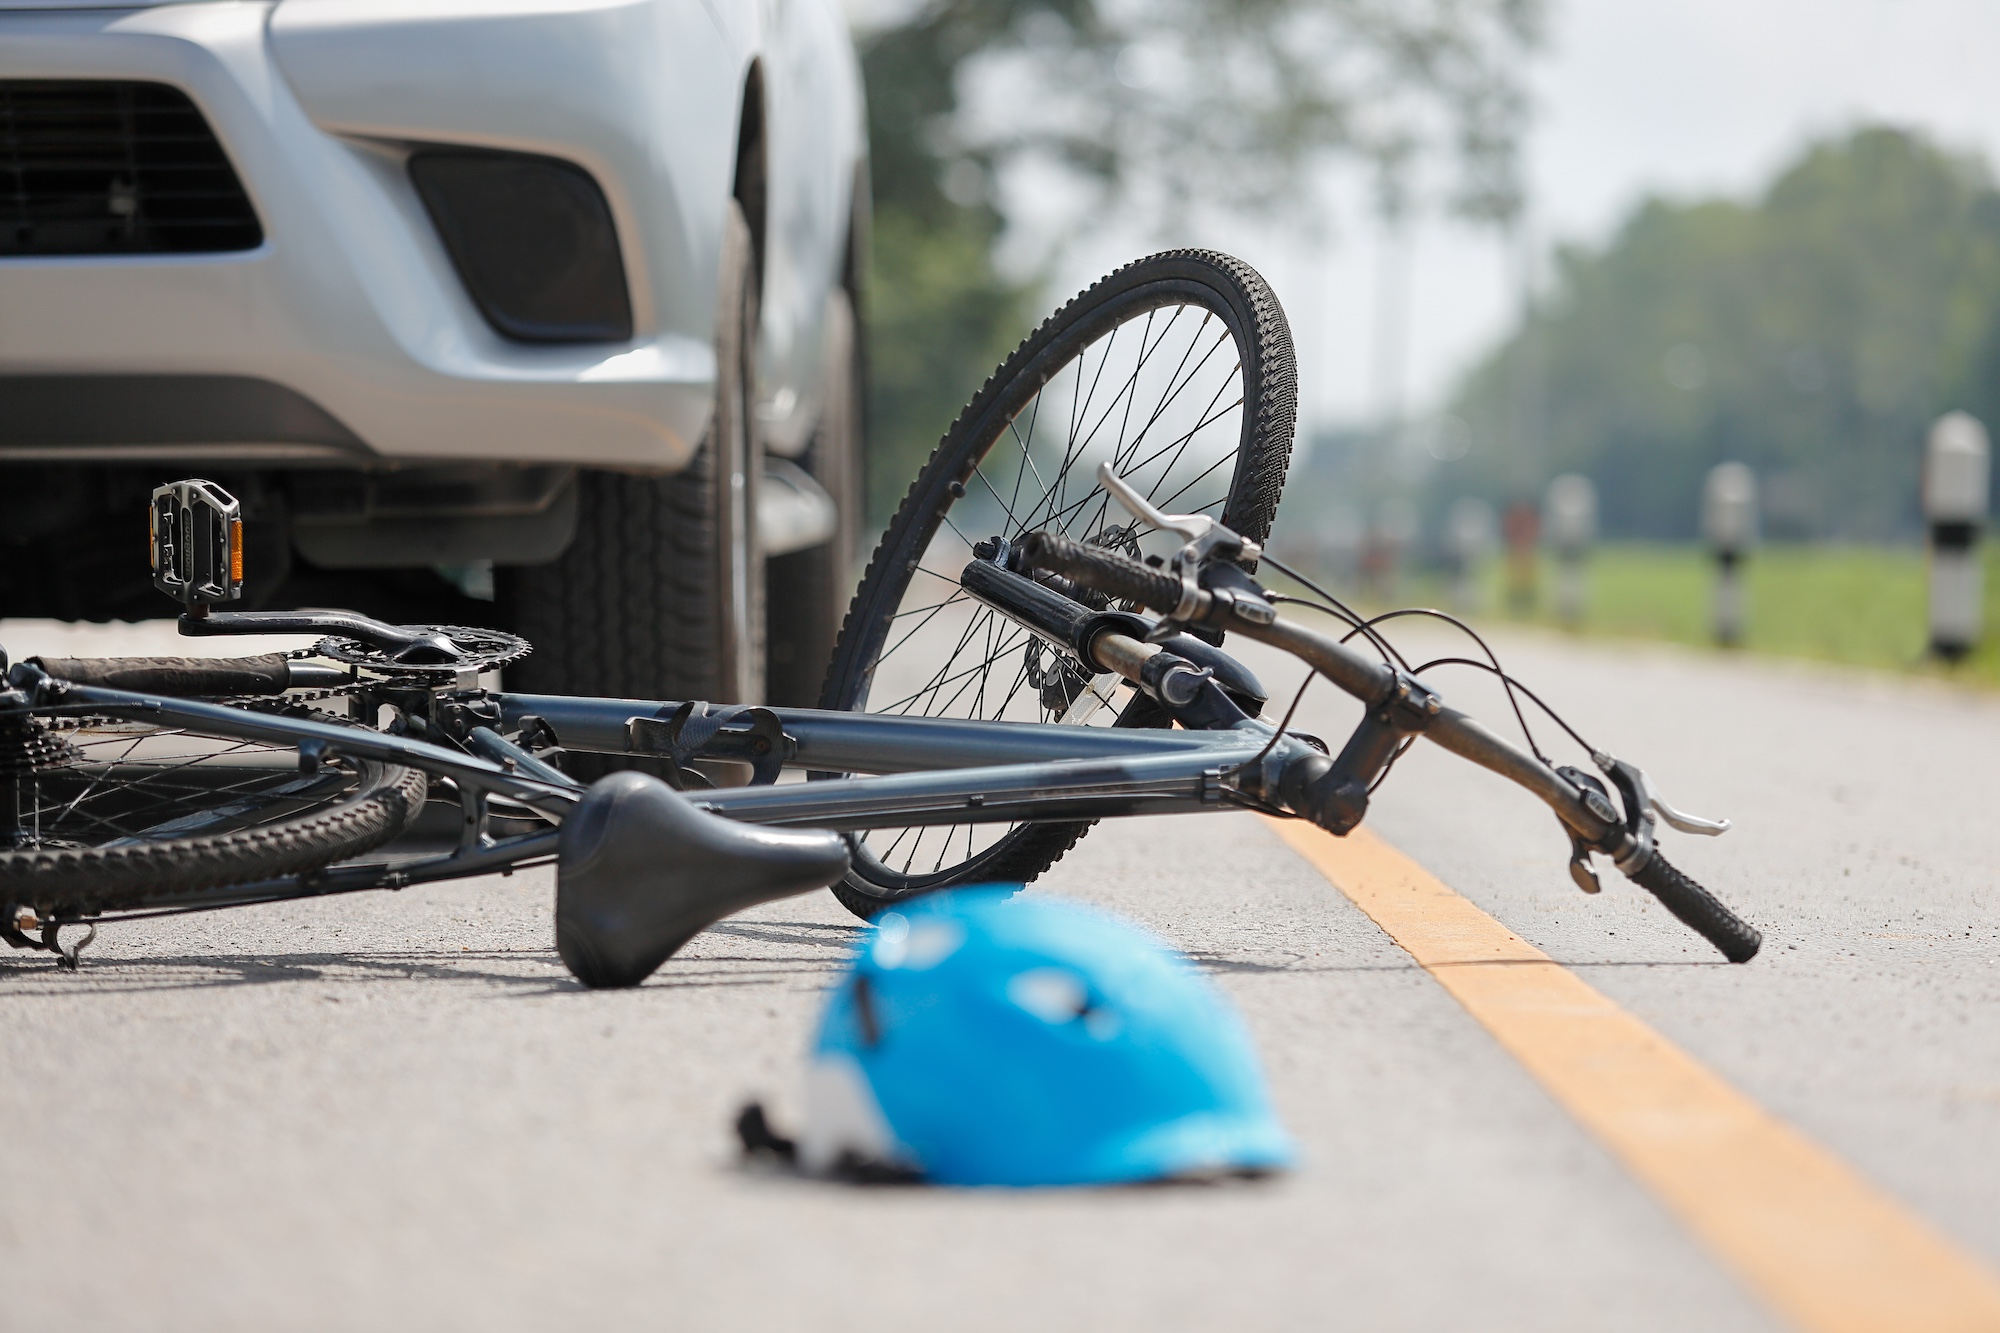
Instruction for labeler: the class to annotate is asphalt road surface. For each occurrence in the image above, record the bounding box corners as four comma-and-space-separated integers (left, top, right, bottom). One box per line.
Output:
2, 617, 1996, 1332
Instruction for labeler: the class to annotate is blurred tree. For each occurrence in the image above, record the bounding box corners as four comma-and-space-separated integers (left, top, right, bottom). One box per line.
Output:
1442, 127, 2000, 541
857, 0, 1544, 519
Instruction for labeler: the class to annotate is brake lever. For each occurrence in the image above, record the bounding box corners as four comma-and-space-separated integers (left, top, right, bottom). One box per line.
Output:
1555, 755, 1724, 895
1097, 463, 1262, 567
1593, 751, 1730, 837
1098, 463, 1269, 638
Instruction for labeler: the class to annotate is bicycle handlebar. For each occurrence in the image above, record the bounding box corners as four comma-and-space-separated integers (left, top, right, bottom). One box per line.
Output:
1625, 849, 1761, 963
1020, 528, 1762, 963
1017, 532, 1189, 615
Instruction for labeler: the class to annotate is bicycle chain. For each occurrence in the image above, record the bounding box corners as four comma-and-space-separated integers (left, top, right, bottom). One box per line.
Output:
244, 648, 366, 708
35, 639, 516, 727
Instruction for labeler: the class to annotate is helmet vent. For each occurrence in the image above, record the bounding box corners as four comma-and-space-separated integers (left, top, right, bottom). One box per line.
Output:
851, 974, 882, 1047
1007, 968, 1092, 1024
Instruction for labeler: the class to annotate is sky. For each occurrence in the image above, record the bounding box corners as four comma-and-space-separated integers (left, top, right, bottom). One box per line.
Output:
1263, 0, 2000, 434
872, 0, 2000, 437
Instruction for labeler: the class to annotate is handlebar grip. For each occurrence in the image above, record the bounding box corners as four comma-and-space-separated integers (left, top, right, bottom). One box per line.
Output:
1018, 531, 1185, 616
1627, 851, 1761, 963
30, 654, 293, 697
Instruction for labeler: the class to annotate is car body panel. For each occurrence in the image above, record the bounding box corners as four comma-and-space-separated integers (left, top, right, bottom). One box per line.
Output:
0, 0, 863, 470
756, 0, 864, 454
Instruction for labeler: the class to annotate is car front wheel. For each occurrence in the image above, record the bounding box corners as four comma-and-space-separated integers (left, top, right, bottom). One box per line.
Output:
500, 200, 765, 730
765, 284, 863, 706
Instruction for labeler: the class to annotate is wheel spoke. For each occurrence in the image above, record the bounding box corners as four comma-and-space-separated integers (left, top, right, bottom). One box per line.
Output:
873, 605, 999, 715
1151, 445, 1243, 517
972, 457, 1034, 536
878, 594, 969, 665
1024, 324, 1235, 543
1008, 306, 1187, 540
8, 730, 323, 847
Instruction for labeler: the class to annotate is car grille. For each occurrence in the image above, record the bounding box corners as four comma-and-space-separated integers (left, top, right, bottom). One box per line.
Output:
1, 80, 262, 256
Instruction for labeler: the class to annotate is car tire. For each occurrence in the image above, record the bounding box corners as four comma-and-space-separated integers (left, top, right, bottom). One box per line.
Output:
500, 201, 765, 733
765, 285, 863, 706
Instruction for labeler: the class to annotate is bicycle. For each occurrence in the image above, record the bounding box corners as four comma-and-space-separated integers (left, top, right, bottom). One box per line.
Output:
0, 251, 1759, 985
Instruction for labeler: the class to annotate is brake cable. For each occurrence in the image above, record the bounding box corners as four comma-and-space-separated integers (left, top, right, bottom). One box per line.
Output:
1257, 552, 1410, 671
1403, 656, 1602, 757
1264, 586, 1556, 766
1213, 549, 1602, 799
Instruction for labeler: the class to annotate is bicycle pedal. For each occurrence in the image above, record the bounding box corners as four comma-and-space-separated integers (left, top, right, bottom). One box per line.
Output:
151, 479, 244, 611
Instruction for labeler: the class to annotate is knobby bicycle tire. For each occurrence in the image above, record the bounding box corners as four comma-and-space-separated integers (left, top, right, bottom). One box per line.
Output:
1, 754, 428, 918
819, 250, 1296, 918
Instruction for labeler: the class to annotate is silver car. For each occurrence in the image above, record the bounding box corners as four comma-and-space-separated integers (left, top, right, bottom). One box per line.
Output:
0, 0, 869, 707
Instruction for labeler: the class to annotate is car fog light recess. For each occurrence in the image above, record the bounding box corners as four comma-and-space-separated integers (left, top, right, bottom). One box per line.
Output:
409, 148, 634, 344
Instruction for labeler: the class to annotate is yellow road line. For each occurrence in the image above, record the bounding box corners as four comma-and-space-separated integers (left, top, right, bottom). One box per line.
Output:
1265, 817, 2000, 1333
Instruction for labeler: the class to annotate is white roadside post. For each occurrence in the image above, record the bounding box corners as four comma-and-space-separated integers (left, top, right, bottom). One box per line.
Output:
1702, 462, 1758, 647
1543, 475, 1597, 627
1445, 498, 1497, 613
1924, 411, 1990, 661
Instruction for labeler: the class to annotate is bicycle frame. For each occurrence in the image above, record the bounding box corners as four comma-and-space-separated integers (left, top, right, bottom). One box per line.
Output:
17, 547, 1759, 970
33, 677, 1312, 924
10, 456, 1759, 969
495, 694, 1280, 827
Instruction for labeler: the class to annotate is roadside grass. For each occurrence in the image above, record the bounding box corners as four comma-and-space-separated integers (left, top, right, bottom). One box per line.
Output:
1277, 542, 2000, 686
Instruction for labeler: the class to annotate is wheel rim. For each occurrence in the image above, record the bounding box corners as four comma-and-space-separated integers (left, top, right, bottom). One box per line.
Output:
844, 289, 1255, 893
719, 411, 759, 704
713, 201, 764, 705
0, 719, 366, 856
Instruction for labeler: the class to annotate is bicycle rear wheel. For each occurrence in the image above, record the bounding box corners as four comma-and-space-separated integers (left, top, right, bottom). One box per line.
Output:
819, 250, 1295, 918
0, 712, 426, 920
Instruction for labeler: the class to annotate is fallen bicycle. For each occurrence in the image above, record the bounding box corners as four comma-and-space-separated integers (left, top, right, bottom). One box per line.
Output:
0, 251, 1757, 981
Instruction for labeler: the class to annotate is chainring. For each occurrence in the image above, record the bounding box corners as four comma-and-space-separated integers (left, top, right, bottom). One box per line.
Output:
312, 626, 531, 679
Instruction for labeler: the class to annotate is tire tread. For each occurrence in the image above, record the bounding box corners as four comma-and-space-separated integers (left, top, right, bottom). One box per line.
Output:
4, 761, 428, 916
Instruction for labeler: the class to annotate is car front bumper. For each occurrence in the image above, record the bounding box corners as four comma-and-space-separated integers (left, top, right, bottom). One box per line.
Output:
0, 0, 728, 472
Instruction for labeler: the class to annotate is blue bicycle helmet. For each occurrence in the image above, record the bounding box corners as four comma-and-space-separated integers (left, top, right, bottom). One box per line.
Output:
794, 888, 1294, 1187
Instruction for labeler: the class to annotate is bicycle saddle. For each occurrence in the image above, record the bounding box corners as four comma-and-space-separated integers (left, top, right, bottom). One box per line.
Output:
556, 771, 851, 988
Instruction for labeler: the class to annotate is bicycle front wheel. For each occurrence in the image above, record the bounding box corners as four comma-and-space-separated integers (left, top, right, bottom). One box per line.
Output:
820, 250, 1296, 918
